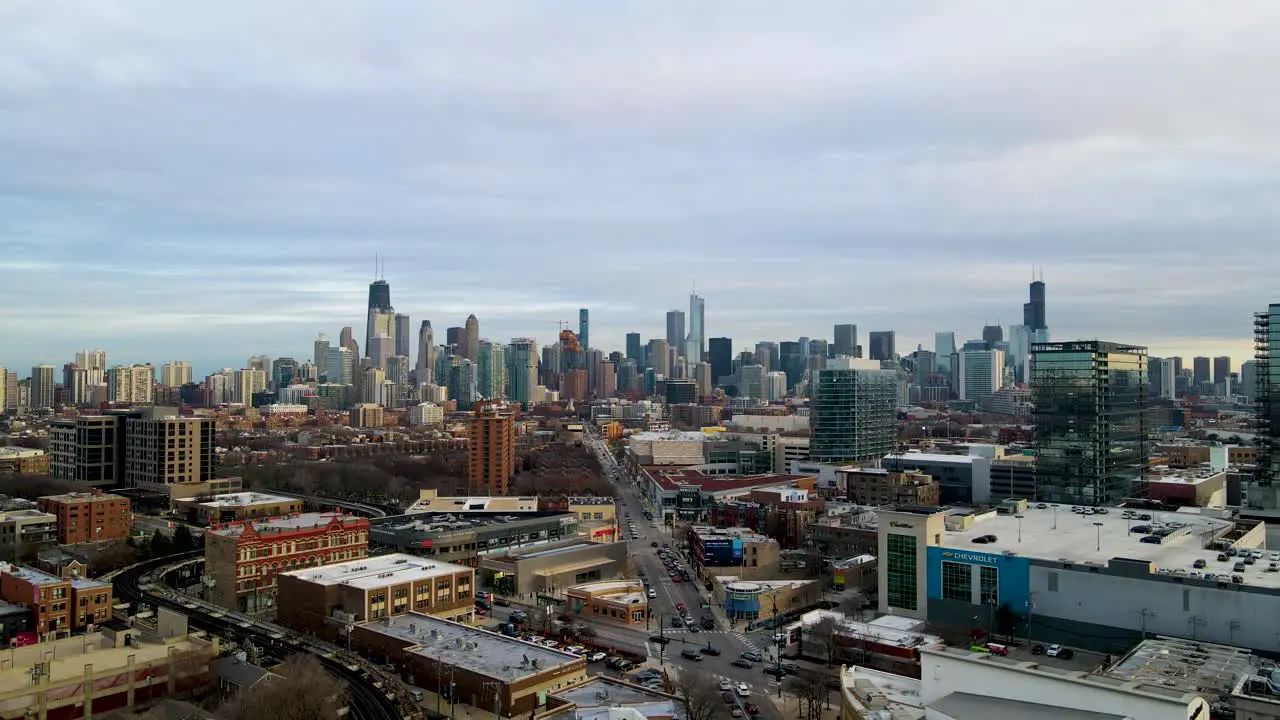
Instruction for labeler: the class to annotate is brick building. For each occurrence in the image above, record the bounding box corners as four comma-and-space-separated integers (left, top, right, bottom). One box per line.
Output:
204, 511, 369, 613
277, 553, 475, 643
468, 403, 516, 496
0, 448, 49, 476
0, 564, 112, 635
38, 490, 132, 545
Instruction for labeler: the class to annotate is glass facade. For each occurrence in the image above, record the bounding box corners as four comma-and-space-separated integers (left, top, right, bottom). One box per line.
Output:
886, 533, 918, 611
940, 560, 971, 602
1256, 305, 1280, 485
1032, 341, 1148, 506
979, 565, 999, 605
810, 365, 899, 463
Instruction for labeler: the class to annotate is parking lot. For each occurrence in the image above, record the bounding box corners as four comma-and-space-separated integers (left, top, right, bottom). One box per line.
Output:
1002, 641, 1106, 673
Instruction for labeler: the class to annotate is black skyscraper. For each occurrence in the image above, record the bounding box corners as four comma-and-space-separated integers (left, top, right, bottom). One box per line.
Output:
1023, 279, 1047, 331
708, 337, 733, 385
868, 331, 896, 361
625, 333, 642, 361
368, 279, 391, 312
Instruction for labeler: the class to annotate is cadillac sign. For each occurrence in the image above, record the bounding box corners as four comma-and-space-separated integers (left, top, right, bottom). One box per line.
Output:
942, 550, 998, 565
888, 521, 913, 529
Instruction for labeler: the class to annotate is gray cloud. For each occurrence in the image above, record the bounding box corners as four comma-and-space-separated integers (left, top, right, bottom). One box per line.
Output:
1, 1, 1277, 373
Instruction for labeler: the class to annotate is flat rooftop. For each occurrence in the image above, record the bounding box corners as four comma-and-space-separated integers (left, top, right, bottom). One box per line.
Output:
939, 504, 1250, 579
888, 452, 980, 465
3, 565, 68, 586
690, 526, 773, 543
359, 613, 581, 682
552, 677, 678, 715
512, 541, 599, 560
281, 553, 469, 589
0, 633, 207, 694
197, 492, 297, 508
404, 495, 539, 514
208, 511, 362, 538
39, 491, 125, 503
371, 511, 573, 536
0, 447, 45, 458
1104, 637, 1253, 695
629, 431, 708, 442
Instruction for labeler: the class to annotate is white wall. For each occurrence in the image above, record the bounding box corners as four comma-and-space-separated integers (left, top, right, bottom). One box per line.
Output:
920, 649, 1204, 720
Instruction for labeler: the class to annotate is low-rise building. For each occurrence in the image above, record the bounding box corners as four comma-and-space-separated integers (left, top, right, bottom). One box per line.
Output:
351, 613, 587, 718
540, 497, 619, 543
564, 581, 647, 627
0, 510, 57, 563
548, 676, 680, 719
789, 610, 943, 677
838, 664, 926, 720
0, 564, 112, 635
204, 511, 369, 612
639, 468, 816, 521
369, 511, 579, 567
1145, 466, 1228, 508
404, 489, 539, 515
711, 576, 822, 625
687, 526, 781, 580
840, 467, 940, 508
479, 539, 631, 596
277, 553, 476, 643
37, 490, 131, 545
0, 448, 49, 476
174, 491, 305, 525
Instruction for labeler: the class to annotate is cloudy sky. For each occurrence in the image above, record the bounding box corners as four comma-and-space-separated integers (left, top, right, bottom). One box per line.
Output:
2, 1, 1278, 375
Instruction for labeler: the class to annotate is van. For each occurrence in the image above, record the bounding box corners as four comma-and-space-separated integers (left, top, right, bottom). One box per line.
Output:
409, 689, 425, 702
985, 643, 1010, 656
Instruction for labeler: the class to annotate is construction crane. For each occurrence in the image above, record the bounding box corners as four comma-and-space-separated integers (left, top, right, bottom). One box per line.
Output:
551, 320, 569, 332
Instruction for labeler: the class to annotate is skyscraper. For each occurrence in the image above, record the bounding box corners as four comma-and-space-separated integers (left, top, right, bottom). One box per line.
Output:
394, 314, 411, 359
327, 347, 354, 385
665, 311, 685, 357
1148, 357, 1176, 399
833, 324, 858, 357
1023, 276, 1047, 331
339, 326, 359, 361
1192, 356, 1211, 388
625, 333, 642, 362
465, 314, 480, 361
646, 339, 670, 377
934, 332, 956, 370
955, 349, 1005, 401
809, 358, 899, 463
314, 335, 331, 381
29, 365, 55, 410
507, 338, 539, 406
447, 326, 467, 353
981, 325, 1004, 346
1033, 341, 1147, 506
415, 321, 434, 386
74, 350, 107, 387
161, 361, 193, 388
869, 331, 896, 361
686, 294, 706, 362
62, 364, 87, 406
1255, 305, 1280, 485
1213, 356, 1232, 386
476, 341, 508, 400
708, 337, 733, 386
779, 341, 804, 391
368, 334, 394, 371
578, 309, 590, 351
271, 358, 298, 390
365, 277, 392, 358
755, 341, 778, 372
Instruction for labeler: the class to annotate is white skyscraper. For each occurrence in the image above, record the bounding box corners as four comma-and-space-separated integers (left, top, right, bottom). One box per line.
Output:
956, 349, 1005, 401
74, 350, 107, 386
685, 293, 705, 363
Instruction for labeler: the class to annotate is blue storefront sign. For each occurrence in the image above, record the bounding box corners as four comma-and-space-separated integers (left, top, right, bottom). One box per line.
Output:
926, 546, 1031, 611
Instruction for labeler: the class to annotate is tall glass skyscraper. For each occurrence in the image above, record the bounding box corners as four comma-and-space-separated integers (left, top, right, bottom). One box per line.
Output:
366, 278, 392, 356
578, 309, 590, 351
686, 293, 705, 362
476, 341, 508, 400
809, 358, 899, 463
1032, 340, 1147, 506
507, 338, 539, 406
666, 311, 685, 357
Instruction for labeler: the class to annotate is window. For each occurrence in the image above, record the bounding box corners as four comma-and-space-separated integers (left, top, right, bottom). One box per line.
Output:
941, 561, 972, 602
885, 533, 918, 611
979, 566, 999, 605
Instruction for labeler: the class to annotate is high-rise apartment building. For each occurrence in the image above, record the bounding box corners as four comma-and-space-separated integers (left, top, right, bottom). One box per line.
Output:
595, 359, 617, 399
394, 313, 411, 359
415, 321, 435, 386
448, 358, 479, 407
686, 294, 705, 362
1149, 357, 1176, 399
955, 349, 1005, 402
646, 339, 670, 377
386, 355, 410, 407
476, 341, 507, 400
1242, 360, 1259, 403
468, 403, 516, 496
246, 355, 272, 373
1032, 341, 1147, 506
368, 334, 394, 371
161, 361, 193, 388
561, 369, 589, 401
578, 309, 590, 351
507, 339, 539, 406
666, 311, 685, 357
868, 331, 896, 361
107, 365, 154, 405
625, 333, 642, 362
834, 324, 858, 357
708, 337, 733, 385
0, 368, 7, 412
1255, 305, 1280, 485
313, 334, 331, 381
74, 350, 107, 387
233, 368, 267, 405
29, 365, 55, 410
692, 362, 712, 397
464, 314, 480, 361
62, 364, 88, 407
362, 368, 387, 405
326, 347, 354, 385
809, 358, 899, 463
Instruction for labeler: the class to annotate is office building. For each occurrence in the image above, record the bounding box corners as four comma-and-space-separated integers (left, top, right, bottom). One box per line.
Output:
394, 313, 411, 358
686, 293, 705, 362
340, 324, 359, 361
1242, 359, 1259, 403
415, 320, 435, 386
107, 364, 154, 404
1148, 357, 1176, 399
350, 613, 586, 718
448, 357, 478, 407
326, 346, 354, 385
271, 357, 298, 390
1023, 276, 1047, 331
1193, 356, 1211, 388
464, 314, 480, 361
468, 403, 516, 496
386, 354, 410, 406
507, 338, 538, 405
645, 339, 670, 377
313, 334, 331, 381
28, 365, 54, 410
779, 341, 804, 391
981, 325, 1003, 346
365, 276, 392, 358
205, 511, 369, 612
663, 380, 697, 405
834, 324, 858, 357
1032, 340, 1148, 505
446, 326, 467, 353
50, 416, 123, 487
595, 359, 616, 399
1213, 355, 1231, 387
38, 490, 131, 545
955, 349, 1004, 402
755, 341, 778, 372
738, 365, 766, 401
687, 526, 782, 579
808, 338, 828, 361
561, 369, 589, 401
278, 554, 476, 642
693, 361, 712, 397
665, 311, 685, 358
625, 332, 642, 362
934, 332, 956, 370
869, 331, 896, 361
1256, 304, 1280, 485
476, 340, 507, 400
708, 337, 732, 385
809, 358, 899, 463
1005, 324, 1032, 381
577, 308, 589, 350
367, 333, 394, 372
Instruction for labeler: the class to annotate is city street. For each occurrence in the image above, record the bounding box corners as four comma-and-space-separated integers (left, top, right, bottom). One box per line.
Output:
584, 428, 789, 719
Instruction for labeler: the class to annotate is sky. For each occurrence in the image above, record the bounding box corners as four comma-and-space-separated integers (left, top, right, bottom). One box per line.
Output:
2, 1, 1280, 376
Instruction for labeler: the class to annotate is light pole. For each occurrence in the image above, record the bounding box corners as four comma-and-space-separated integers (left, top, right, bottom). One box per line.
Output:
1015, 514, 1024, 544
1051, 505, 1057, 530
1093, 522, 1104, 552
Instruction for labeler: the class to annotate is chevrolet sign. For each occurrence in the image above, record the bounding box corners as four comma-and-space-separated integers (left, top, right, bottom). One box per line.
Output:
941, 551, 998, 565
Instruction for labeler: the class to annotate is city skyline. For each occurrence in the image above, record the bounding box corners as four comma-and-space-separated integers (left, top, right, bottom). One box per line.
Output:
3, 3, 1278, 369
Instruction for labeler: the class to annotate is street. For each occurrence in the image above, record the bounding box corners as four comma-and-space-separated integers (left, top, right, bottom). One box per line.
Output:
583, 428, 789, 720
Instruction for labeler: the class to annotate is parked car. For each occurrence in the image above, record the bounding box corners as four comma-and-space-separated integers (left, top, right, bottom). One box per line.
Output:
649, 635, 670, 645
493, 597, 511, 607
763, 666, 787, 679
1031, 644, 1046, 655
587, 652, 607, 662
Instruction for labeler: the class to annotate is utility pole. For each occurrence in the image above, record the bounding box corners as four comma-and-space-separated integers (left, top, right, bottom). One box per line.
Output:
658, 612, 666, 666
773, 597, 783, 699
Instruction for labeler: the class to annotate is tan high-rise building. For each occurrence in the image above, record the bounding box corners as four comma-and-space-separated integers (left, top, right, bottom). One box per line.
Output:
107, 364, 155, 404
233, 368, 267, 405
468, 402, 516, 496
161, 361, 193, 388
464, 314, 480, 361
0, 368, 7, 411
124, 410, 217, 492
74, 350, 107, 386
349, 403, 384, 428
561, 369, 589, 401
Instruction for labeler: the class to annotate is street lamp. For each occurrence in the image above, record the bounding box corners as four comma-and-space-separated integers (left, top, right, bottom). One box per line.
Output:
1015, 514, 1024, 544
1051, 505, 1058, 530
1093, 522, 1104, 552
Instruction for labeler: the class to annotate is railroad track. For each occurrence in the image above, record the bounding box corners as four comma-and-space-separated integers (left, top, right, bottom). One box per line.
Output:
114, 553, 403, 720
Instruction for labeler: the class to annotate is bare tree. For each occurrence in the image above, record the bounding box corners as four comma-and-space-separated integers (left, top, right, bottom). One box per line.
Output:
805, 616, 838, 666
669, 668, 725, 720
222, 655, 347, 720
785, 672, 827, 720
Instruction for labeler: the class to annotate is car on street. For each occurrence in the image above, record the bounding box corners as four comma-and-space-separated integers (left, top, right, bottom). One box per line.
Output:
745, 704, 760, 716
736, 683, 750, 697
763, 666, 787, 679
648, 589, 657, 598
1031, 644, 1046, 655
680, 649, 703, 661
719, 680, 733, 691
731, 659, 753, 669
740, 650, 763, 662
474, 607, 487, 616
722, 691, 735, 704
701, 645, 721, 656
493, 597, 511, 607
587, 652, 607, 662
1046, 644, 1064, 657
648, 635, 670, 645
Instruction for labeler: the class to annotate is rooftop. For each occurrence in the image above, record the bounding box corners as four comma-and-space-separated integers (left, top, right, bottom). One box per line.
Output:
1103, 637, 1253, 696
840, 665, 925, 720
690, 526, 774, 543
886, 452, 980, 466
937, 504, 1248, 582
39, 491, 125, 503
647, 469, 809, 493
628, 431, 708, 442
1147, 467, 1227, 485
792, 609, 943, 650
359, 613, 582, 682
280, 553, 470, 589
196, 492, 298, 508
552, 677, 678, 718
0, 631, 210, 694
0, 509, 56, 522
930, 692, 1124, 720
3, 564, 68, 587
208, 511, 363, 539
566, 497, 615, 506
0, 447, 45, 458
403, 495, 539, 514
371, 511, 574, 538
509, 541, 600, 560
